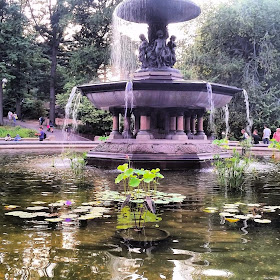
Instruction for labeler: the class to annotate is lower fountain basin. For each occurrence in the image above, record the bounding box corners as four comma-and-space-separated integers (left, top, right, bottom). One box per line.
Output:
86, 139, 230, 170
78, 79, 242, 110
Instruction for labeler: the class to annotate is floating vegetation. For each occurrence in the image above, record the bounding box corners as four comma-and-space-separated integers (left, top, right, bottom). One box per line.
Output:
203, 202, 280, 227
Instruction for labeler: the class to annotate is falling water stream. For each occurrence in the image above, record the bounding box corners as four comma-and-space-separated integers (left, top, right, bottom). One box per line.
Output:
224, 104, 230, 139
206, 83, 216, 135
63, 86, 82, 140
243, 89, 253, 135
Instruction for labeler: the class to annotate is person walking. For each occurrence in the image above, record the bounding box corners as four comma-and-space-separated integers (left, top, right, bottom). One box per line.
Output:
262, 125, 271, 144
39, 116, 45, 126
12, 112, 17, 125
273, 128, 280, 142
35, 127, 45, 141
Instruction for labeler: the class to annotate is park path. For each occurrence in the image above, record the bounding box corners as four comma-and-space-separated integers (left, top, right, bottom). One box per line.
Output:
6, 118, 91, 142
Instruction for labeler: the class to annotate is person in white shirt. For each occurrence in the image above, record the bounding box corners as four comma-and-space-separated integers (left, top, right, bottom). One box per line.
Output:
262, 125, 271, 144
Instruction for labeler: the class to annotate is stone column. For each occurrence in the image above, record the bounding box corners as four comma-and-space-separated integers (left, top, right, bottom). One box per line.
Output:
196, 110, 207, 140
185, 111, 191, 137
173, 110, 188, 140
134, 110, 140, 136
109, 108, 122, 139
122, 111, 133, 139
136, 108, 153, 140
166, 109, 176, 139
190, 113, 196, 135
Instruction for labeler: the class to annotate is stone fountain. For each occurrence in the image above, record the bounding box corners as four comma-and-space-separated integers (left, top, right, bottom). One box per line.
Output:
78, 0, 242, 169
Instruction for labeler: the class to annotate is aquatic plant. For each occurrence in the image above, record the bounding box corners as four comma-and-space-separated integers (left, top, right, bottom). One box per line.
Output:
115, 162, 165, 230
239, 138, 252, 156
213, 150, 250, 191
62, 151, 87, 176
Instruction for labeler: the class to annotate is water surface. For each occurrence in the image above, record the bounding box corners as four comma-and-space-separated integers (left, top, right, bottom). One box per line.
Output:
0, 153, 280, 279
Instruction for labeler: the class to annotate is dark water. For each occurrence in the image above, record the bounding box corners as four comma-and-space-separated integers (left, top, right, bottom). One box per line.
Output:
0, 153, 280, 280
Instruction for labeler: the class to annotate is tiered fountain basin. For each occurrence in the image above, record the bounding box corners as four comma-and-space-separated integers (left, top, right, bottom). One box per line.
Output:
79, 73, 240, 110
78, 73, 242, 170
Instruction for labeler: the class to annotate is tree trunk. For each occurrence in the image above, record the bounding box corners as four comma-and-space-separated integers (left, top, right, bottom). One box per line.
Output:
49, 43, 58, 125
15, 97, 21, 120
0, 84, 3, 126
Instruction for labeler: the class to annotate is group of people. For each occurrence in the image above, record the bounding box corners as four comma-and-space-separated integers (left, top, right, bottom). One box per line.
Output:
241, 125, 280, 144
7, 111, 18, 125
4, 134, 21, 141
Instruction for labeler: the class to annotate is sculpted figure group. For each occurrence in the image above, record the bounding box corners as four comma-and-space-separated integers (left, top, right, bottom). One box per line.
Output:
138, 30, 177, 69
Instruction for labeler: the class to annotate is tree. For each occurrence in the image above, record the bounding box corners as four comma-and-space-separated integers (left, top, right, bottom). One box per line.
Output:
181, 0, 280, 138
0, 0, 45, 120
26, 0, 73, 124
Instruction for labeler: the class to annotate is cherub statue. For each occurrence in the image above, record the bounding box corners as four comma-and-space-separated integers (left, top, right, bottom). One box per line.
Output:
167, 35, 176, 67
138, 34, 149, 69
153, 30, 167, 67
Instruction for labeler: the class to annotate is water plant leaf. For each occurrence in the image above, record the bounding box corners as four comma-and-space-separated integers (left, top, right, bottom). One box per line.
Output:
26, 206, 48, 211
145, 196, 156, 214
31, 201, 47, 205
4, 205, 19, 210
117, 163, 128, 172
121, 194, 131, 210
203, 209, 217, 213
124, 168, 134, 177
225, 218, 240, 223
45, 218, 64, 222
254, 219, 271, 224
219, 212, 234, 217
115, 173, 125, 184
129, 177, 141, 187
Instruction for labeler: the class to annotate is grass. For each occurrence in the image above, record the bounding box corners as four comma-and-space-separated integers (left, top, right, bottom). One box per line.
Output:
0, 126, 37, 138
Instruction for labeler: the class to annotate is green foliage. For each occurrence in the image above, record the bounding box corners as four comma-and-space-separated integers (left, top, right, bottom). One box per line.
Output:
0, 126, 37, 138
239, 138, 253, 156
213, 150, 250, 191
98, 136, 109, 141
212, 138, 230, 149
269, 139, 280, 151
115, 161, 164, 230
181, 0, 280, 137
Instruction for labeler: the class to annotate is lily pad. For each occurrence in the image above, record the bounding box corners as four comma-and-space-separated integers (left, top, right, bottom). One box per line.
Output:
45, 218, 64, 222
219, 212, 234, 217
254, 219, 271, 224
26, 206, 48, 211
225, 218, 240, 223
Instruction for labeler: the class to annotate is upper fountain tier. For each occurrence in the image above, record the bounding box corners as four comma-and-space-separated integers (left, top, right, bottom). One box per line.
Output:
115, 0, 201, 24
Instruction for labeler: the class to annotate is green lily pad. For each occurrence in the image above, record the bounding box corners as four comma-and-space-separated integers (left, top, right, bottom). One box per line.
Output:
26, 206, 48, 211
254, 219, 271, 224
45, 218, 64, 222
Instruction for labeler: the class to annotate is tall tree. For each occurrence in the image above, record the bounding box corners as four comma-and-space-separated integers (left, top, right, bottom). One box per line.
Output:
181, 0, 280, 138
26, 0, 72, 124
0, 0, 43, 120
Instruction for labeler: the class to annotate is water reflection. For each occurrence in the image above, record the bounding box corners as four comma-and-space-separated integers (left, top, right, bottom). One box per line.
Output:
0, 153, 280, 279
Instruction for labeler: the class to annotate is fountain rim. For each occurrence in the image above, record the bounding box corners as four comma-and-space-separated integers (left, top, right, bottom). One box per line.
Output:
114, 0, 201, 24
78, 80, 243, 97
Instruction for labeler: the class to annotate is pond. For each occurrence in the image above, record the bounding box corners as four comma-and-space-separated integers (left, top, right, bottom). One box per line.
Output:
0, 152, 280, 280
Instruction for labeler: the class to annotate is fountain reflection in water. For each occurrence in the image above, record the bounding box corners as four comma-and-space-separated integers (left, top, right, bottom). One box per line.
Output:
63, 86, 82, 140
243, 89, 253, 135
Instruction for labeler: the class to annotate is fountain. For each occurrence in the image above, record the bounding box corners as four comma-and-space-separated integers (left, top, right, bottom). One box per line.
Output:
78, 0, 242, 169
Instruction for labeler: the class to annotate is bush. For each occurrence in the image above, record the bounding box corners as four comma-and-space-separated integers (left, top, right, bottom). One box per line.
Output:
0, 126, 37, 138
